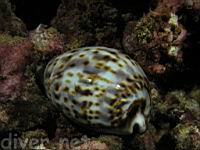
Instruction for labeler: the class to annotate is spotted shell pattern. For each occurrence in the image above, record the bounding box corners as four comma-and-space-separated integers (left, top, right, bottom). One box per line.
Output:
44, 47, 151, 134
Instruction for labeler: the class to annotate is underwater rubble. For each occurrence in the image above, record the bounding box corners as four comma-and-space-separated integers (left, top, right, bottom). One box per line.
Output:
0, 0, 200, 149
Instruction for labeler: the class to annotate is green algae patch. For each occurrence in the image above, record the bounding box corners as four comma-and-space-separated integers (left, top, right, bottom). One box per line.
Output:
0, 34, 25, 45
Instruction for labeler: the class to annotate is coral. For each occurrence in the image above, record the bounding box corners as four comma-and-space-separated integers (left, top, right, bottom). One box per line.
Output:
0, 34, 32, 101
52, 0, 121, 49
0, 34, 25, 44
123, 1, 187, 75
123, 13, 186, 74
153, 90, 200, 126
0, 76, 57, 132
65, 34, 93, 50
29, 25, 64, 54
150, 89, 200, 150
0, 73, 56, 149
172, 123, 200, 150
0, 74, 26, 101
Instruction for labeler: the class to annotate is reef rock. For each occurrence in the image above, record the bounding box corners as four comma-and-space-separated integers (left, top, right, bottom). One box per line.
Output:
151, 89, 200, 150
0, 34, 32, 102
0, 75, 57, 132
52, 0, 121, 49
123, 0, 187, 75
29, 25, 64, 54
0, 0, 27, 36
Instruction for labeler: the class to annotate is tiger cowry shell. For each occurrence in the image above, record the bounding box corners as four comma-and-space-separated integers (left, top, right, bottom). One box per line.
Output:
44, 46, 151, 135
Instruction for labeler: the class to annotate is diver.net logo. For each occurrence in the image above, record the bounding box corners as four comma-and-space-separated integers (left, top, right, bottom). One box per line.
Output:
0, 133, 90, 149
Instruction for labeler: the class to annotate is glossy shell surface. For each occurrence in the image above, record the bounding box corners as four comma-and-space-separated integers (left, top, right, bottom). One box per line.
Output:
44, 46, 151, 134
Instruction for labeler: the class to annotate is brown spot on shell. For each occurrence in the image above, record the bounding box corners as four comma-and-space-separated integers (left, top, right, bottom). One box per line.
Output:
83, 60, 89, 66
133, 74, 143, 80
94, 116, 99, 119
88, 101, 93, 107
71, 91, 76, 96
67, 55, 73, 60
63, 86, 69, 92
65, 107, 70, 112
54, 82, 60, 92
80, 101, 87, 109
110, 70, 116, 74
77, 72, 84, 78
120, 82, 126, 88
96, 62, 104, 67
68, 63, 76, 68
79, 54, 85, 58
96, 93, 104, 98
70, 49, 78, 53
89, 110, 94, 114
121, 93, 128, 98
64, 97, 68, 102
109, 114, 115, 120
94, 87, 100, 91
118, 63, 123, 68
95, 103, 100, 106
72, 100, 78, 105
92, 50, 99, 54
126, 77, 133, 82
67, 72, 73, 77
58, 64, 64, 70
103, 55, 111, 60
111, 58, 118, 62
79, 89, 93, 96
83, 48, 90, 51
53, 91, 60, 100
52, 71, 63, 80
103, 66, 111, 71
128, 85, 137, 94
88, 116, 93, 120
95, 110, 100, 115
95, 48, 105, 51
109, 50, 118, 55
